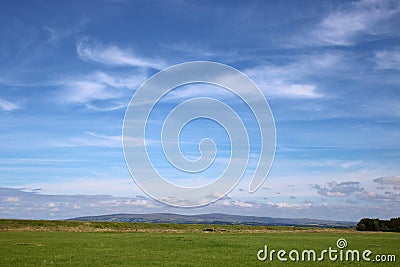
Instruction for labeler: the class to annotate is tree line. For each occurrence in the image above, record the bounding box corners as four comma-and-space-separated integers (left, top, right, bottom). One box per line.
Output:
356, 217, 400, 232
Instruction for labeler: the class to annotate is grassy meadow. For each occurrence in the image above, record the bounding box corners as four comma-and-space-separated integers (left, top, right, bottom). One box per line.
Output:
0, 219, 398, 266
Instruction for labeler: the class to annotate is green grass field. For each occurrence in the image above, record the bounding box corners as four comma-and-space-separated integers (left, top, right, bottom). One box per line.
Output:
0, 220, 398, 266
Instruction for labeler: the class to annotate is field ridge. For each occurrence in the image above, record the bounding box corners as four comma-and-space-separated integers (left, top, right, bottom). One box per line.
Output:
0, 219, 356, 233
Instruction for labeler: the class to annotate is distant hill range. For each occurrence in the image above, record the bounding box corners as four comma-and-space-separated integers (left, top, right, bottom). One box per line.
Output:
69, 213, 355, 228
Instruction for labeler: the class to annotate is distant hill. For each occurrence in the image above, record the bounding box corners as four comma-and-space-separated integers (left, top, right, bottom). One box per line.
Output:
69, 213, 355, 228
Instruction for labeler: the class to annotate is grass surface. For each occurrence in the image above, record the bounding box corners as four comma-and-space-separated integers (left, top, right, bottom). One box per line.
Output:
0, 220, 398, 266
0, 219, 349, 233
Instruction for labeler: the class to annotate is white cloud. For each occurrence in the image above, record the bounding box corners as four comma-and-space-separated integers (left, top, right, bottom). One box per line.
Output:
84, 101, 129, 112
53, 130, 151, 148
86, 131, 121, 144
53, 131, 122, 148
59, 71, 145, 108
265, 81, 320, 99
0, 99, 20, 111
97, 198, 159, 208
357, 190, 400, 202
93, 71, 143, 88
313, 181, 365, 197
373, 49, 400, 70
63, 52, 343, 104
341, 160, 363, 168
20, 178, 138, 198
374, 176, 400, 190
245, 65, 323, 99
308, 0, 400, 46
233, 201, 256, 208
64, 81, 111, 103
44, 20, 86, 43
1, 187, 399, 221
243, 51, 364, 100
164, 83, 230, 101
267, 202, 312, 210
76, 39, 166, 69
0, 187, 163, 219
214, 199, 257, 208
3, 197, 20, 203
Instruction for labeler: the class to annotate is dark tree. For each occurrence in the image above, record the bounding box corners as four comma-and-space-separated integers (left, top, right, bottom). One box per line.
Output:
356, 217, 400, 232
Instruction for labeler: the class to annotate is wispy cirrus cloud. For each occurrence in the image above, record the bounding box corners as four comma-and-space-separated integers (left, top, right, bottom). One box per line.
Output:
304, 0, 400, 46
43, 19, 87, 43
52, 131, 148, 148
0, 98, 20, 111
245, 64, 323, 99
373, 48, 400, 70
53, 131, 122, 148
58, 71, 145, 110
341, 160, 363, 169
76, 38, 166, 69
64, 80, 114, 103
243, 51, 368, 100
259, 80, 320, 99
84, 101, 128, 112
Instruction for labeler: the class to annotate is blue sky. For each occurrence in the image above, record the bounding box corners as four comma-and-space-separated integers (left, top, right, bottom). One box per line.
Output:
1, 0, 400, 221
